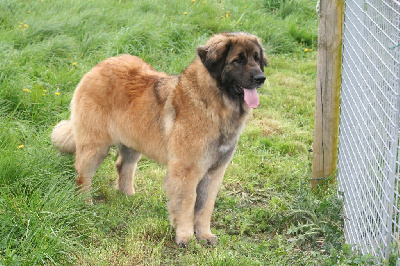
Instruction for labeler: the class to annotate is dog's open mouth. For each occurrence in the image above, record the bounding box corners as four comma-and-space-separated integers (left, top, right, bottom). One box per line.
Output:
234, 83, 260, 109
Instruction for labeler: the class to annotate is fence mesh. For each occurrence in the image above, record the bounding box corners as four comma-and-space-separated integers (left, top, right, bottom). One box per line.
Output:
337, 0, 400, 261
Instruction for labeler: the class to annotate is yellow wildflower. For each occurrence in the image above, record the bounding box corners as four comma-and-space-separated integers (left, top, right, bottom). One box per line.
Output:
226, 11, 230, 18
42, 94, 45, 97
202, 1, 206, 3
55, 92, 60, 96
18, 25, 22, 28
192, 0, 195, 2
18, 144, 24, 149
72, 62, 77, 66
43, 89, 47, 92
27, 10, 30, 14
23, 88, 31, 93
24, 24, 28, 29
304, 48, 309, 52
184, 12, 188, 15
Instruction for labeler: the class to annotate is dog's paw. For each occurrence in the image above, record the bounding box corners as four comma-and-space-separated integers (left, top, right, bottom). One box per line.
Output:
86, 198, 94, 206
116, 185, 135, 196
177, 240, 189, 248
196, 233, 218, 245
175, 234, 195, 247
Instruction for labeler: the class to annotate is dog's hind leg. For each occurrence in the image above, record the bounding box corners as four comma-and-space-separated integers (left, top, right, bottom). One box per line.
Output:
74, 143, 109, 197
115, 144, 142, 195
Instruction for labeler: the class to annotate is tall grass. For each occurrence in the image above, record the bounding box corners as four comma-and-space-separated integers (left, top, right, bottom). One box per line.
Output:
0, 0, 366, 264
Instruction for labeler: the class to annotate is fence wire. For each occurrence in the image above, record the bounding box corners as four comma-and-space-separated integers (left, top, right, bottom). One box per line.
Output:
337, 0, 400, 261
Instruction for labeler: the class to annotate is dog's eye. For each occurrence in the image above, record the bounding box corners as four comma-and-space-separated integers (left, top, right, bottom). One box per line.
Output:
254, 54, 259, 61
234, 58, 243, 64
236, 53, 245, 63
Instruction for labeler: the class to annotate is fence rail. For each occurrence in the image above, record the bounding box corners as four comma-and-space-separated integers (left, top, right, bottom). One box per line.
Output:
337, 0, 400, 261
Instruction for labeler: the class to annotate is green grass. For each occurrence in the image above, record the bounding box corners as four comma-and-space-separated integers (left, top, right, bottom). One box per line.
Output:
0, 0, 373, 264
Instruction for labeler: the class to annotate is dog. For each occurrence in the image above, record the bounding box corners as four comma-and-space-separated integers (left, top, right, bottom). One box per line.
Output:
51, 32, 268, 246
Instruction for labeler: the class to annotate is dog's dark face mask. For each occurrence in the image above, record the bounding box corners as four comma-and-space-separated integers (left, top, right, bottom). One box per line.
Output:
197, 33, 268, 109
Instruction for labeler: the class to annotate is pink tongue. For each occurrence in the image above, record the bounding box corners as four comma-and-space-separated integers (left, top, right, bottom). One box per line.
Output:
243, 88, 260, 108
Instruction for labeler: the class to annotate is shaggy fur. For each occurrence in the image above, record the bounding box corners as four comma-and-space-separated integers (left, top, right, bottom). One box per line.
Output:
51, 32, 268, 246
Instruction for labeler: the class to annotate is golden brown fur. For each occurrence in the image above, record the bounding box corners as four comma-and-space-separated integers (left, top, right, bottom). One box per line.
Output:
51, 32, 268, 246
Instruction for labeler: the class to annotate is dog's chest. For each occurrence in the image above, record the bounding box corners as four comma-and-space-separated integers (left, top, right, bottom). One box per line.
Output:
218, 144, 233, 155
205, 108, 248, 170
209, 128, 241, 169
204, 136, 237, 172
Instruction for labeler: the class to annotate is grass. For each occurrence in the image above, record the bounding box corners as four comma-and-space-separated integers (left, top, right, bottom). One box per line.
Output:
0, 0, 375, 264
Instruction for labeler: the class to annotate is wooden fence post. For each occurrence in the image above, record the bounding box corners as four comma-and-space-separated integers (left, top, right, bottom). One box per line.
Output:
311, 0, 344, 189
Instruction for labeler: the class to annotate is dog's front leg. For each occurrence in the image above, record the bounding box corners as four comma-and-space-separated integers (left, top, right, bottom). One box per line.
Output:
164, 161, 202, 246
194, 161, 229, 245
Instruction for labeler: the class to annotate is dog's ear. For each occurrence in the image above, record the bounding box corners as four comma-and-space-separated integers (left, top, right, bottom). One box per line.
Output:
253, 37, 268, 71
197, 39, 231, 79
261, 53, 269, 71
196, 45, 209, 64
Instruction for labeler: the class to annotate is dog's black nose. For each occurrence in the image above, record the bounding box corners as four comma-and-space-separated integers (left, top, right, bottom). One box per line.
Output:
254, 74, 266, 84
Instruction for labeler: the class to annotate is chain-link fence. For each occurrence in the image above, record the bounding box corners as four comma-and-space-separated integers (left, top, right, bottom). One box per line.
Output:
337, 0, 400, 261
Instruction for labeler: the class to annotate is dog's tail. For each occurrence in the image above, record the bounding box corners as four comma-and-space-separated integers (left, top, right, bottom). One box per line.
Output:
51, 120, 76, 154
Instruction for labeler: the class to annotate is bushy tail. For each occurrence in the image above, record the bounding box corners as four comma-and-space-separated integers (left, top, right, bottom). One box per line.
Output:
51, 120, 76, 154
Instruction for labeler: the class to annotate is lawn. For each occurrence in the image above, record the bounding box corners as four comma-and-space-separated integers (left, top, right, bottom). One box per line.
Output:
0, 0, 363, 264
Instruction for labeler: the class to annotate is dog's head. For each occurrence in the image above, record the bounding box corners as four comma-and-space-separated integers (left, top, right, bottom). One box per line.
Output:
197, 32, 268, 108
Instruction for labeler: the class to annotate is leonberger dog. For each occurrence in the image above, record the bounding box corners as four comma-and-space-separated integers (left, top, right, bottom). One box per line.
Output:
51, 32, 268, 246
